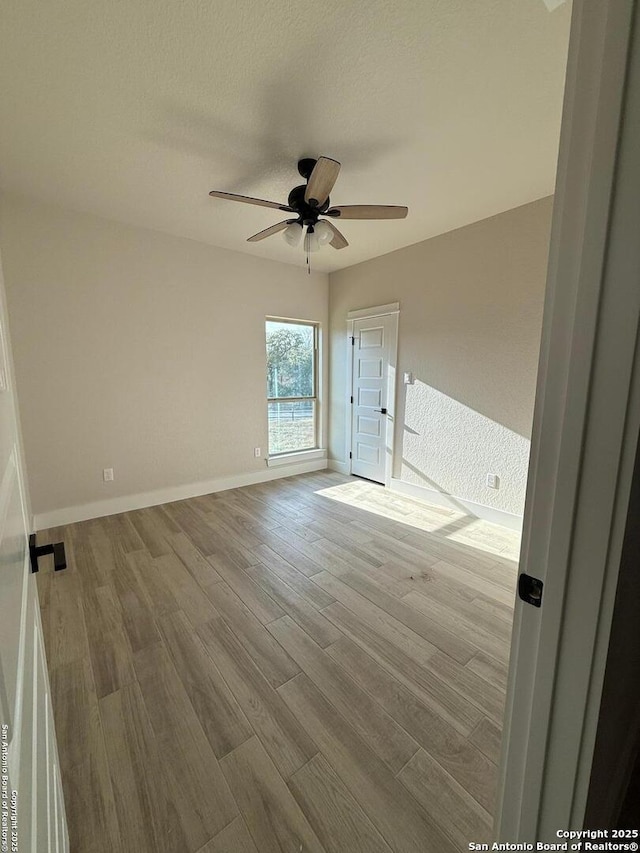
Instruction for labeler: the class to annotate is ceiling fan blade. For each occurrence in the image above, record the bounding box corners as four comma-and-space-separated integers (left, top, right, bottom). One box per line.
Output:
304, 157, 341, 207
326, 205, 408, 220
246, 220, 294, 242
209, 190, 292, 211
324, 221, 349, 249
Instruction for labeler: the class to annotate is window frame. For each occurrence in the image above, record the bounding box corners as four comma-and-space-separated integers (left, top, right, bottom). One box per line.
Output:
266, 317, 319, 457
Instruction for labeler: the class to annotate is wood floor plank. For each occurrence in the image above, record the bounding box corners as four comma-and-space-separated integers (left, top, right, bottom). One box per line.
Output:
469, 716, 503, 766
336, 569, 476, 664
315, 535, 385, 573
252, 530, 325, 577
82, 523, 117, 585
127, 549, 180, 616
203, 581, 300, 688
200, 509, 263, 567
427, 560, 515, 607
83, 583, 136, 698
220, 737, 324, 853
399, 748, 493, 850
197, 615, 316, 779
322, 601, 483, 736
247, 563, 341, 648
133, 643, 238, 849
428, 650, 506, 723
164, 500, 223, 555
279, 673, 458, 853
207, 553, 285, 624
198, 816, 259, 853
150, 503, 183, 534
111, 544, 162, 653
168, 531, 224, 586
401, 529, 511, 573
50, 659, 123, 853
466, 650, 510, 692
326, 636, 497, 812
206, 502, 267, 550
153, 552, 219, 626
226, 489, 296, 529
84, 521, 120, 578
278, 517, 323, 542
269, 526, 356, 574
104, 512, 145, 553
306, 515, 375, 547
128, 507, 173, 557
349, 517, 413, 543
41, 572, 90, 668
99, 683, 189, 853
289, 754, 393, 853
403, 587, 512, 651
269, 616, 419, 774
159, 610, 254, 759
471, 594, 515, 625
251, 544, 335, 607
313, 572, 441, 668
355, 531, 439, 572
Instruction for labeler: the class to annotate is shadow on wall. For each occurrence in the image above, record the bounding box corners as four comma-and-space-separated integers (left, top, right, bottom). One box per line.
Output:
398, 378, 531, 515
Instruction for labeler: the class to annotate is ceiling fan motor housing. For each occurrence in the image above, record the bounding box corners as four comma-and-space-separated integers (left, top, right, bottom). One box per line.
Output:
287, 184, 330, 226
297, 158, 317, 179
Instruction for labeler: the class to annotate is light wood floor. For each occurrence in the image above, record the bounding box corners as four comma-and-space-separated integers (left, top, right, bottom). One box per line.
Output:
37, 471, 519, 853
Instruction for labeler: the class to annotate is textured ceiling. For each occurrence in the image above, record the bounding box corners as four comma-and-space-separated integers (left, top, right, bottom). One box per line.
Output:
0, 0, 571, 273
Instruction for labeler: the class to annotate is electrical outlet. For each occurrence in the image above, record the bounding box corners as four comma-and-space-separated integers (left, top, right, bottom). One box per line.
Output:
254, 447, 261, 458
103, 468, 114, 482
486, 473, 499, 489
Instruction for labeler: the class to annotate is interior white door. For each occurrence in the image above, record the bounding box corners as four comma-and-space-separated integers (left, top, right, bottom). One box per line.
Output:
0, 262, 68, 851
496, 0, 640, 838
350, 314, 395, 484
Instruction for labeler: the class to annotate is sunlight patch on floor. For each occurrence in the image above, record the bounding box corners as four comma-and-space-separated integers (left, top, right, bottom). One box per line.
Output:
314, 479, 521, 562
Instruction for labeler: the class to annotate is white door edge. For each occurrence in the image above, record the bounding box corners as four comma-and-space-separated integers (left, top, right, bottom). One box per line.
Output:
347, 307, 399, 487
496, 0, 640, 838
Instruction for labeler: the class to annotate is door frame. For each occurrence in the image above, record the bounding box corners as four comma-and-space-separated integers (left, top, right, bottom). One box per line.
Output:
346, 303, 399, 487
497, 0, 640, 837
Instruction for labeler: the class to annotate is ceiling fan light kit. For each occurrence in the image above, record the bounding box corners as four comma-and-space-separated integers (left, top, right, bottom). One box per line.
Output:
283, 222, 303, 247
209, 156, 409, 268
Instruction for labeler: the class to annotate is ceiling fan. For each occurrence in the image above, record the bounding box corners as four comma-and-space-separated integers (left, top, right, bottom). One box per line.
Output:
209, 156, 408, 254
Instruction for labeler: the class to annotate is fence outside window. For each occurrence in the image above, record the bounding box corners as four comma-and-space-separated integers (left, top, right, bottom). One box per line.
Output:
266, 319, 318, 455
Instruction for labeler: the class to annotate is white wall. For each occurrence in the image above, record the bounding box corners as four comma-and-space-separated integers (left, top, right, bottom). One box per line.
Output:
0, 194, 328, 525
328, 197, 553, 519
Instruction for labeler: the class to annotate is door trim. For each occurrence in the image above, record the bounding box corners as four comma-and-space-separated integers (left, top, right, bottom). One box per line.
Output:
347, 305, 399, 487
347, 302, 400, 321
496, 0, 640, 838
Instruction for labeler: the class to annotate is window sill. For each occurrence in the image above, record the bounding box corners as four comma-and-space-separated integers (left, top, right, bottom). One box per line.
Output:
266, 448, 327, 468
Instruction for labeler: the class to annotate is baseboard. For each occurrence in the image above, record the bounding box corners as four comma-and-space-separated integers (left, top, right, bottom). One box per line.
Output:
33, 459, 328, 530
327, 458, 351, 475
389, 477, 523, 532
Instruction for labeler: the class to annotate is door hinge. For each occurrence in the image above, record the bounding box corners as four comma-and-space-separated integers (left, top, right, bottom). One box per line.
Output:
350, 336, 355, 346
518, 573, 543, 607
29, 533, 67, 573
350, 396, 354, 404
349, 451, 352, 459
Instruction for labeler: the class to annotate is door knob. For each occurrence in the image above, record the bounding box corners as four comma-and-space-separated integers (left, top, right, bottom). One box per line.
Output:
374, 408, 388, 414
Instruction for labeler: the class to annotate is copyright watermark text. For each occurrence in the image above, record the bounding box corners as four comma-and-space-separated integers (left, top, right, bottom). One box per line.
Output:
468, 831, 639, 853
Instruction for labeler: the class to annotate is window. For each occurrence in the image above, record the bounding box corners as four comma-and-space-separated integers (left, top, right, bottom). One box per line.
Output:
266, 318, 318, 456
